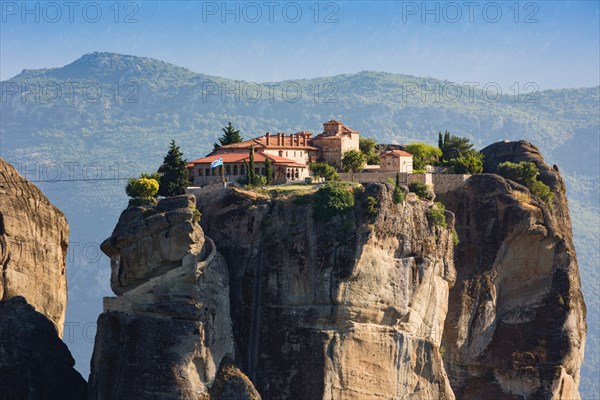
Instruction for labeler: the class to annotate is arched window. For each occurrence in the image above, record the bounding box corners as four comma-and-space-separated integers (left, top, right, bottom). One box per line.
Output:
240, 165, 246, 176
226, 165, 231, 175
233, 165, 238, 175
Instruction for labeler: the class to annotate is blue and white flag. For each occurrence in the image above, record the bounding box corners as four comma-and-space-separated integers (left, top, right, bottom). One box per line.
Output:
210, 157, 223, 168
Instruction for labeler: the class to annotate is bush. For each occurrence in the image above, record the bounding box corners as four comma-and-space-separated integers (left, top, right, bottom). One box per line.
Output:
451, 153, 483, 174
392, 185, 405, 204
409, 181, 432, 199
530, 180, 554, 204
452, 229, 460, 245
310, 162, 339, 182
313, 183, 355, 221
127, 197, 157, 207
405, 143, 442, 171
497, 161, 538, 187
126, 177, 159, 200
192, 209, 202, 223
496, 161, 553, 204
364, 196, 379, 216
427, 202, 447, 228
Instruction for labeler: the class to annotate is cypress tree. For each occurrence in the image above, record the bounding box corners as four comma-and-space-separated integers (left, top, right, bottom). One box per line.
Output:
247, 145, 256, 185
158, 140, 189, 197
438, 131, 444, 151
264, 156, 273, 185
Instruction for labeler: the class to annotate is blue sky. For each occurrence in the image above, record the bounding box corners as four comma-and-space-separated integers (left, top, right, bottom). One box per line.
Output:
1, 1, 599, 89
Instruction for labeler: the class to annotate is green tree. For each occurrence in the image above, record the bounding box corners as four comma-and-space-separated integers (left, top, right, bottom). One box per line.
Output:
247, 144, 256, 185
158, 140, 189, 197
342, 150, 366, 181
438, 132, 444, 151
264, 156, 273, 185
392, 172, 405, 204
313, 182, 355, 221
214, 122, 243, 149
405, 143, 442, 171
409, 181, 433, 199
310, 162, 339, 182
359, 137, 381, 165
496, 161, 553, 204
126, 177, 159, 206
426, 202, 447, 228
451, 152, 484, 174
443, 135, 475, 161
497, 161, 538, 187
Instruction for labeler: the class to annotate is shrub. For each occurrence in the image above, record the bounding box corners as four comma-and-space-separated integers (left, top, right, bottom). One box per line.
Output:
452, 229, 460, 245
310, 162, 339, 182
192, 209, 202, 223
451, 153, 483, 174
497, 161, 538, 187
127, 197, 157, 207
497, 161, 553, 204
530, 180, 553, 204
364, 196, 379, 216
393, 185, 405, 204
427, 202, 447, 228
313, 183, 355, 221
405, 143, 442, 171
409, 181, 432, 199
126, 177, 159, 200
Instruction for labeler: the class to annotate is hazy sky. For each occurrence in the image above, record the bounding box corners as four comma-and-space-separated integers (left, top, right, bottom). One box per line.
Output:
1, 1, 599, 89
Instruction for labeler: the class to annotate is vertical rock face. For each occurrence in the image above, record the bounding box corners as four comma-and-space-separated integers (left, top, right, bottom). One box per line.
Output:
89, 195, 257, 400
0, 157, 69, 336
0, 158, 86, 399
440, 141, 586, 399
197, 183, 457, 399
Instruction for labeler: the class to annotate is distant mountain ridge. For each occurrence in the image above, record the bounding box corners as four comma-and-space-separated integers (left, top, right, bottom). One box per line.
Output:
1, 52, 598, 397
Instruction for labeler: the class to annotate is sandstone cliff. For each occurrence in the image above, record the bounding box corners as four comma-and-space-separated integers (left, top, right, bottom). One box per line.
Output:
89, 195, 259, 400
0, 158, 86, 400
197, 183, 457, 399
88, 141, 585, 399
440, 141, 586, 399
0, 157, 69, 335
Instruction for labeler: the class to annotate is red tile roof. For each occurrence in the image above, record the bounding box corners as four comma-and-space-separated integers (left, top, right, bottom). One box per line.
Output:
382, 150, 413, 158
188, 152, 306, 168
217, 134, 318, 151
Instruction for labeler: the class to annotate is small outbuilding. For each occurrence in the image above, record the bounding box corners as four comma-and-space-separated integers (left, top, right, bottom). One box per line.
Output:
380, 150, 413, 173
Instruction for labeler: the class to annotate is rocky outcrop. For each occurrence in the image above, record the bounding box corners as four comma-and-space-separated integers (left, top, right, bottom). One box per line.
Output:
0, 157, 69, 336
89, 195, 256, 400
439, 141, 586, 399
0, 297, 87, 400
197, 183, 457, 399
0, 158, 86, 399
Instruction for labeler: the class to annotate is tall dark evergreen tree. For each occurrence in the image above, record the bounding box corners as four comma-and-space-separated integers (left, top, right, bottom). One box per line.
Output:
443, 130, 451, 160
264, 156, 273, 184
214, 122, 243, 149
438, 131, 444, 151
247, 145, 256, 185
158, 140, 189, 197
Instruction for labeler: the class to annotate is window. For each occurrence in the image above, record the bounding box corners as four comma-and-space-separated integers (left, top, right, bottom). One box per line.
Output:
286, 151, 289, 157
279, 150, 283, 157
233, 165, 238, 175
255, 168, 260, 174
226, 165, 231, 175
205, 168, 210, 176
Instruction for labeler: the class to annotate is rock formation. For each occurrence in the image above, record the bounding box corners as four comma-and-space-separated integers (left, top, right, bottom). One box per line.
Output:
87, 140, 586, 399
0, 158, 86, 399
197, 183, 457, 399
89, 195, 257, 400
0, 157, 69, 335
439, 141, 586, 399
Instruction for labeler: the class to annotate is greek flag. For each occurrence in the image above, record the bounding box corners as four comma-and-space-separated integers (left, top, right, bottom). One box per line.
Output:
210, 157, 223, 168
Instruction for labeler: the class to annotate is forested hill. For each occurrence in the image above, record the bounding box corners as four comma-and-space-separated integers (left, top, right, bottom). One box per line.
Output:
1, 52, 598, 397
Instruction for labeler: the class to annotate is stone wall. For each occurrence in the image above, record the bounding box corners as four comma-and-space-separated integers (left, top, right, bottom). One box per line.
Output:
432, 174, 470, 193
339, 172, 469, 195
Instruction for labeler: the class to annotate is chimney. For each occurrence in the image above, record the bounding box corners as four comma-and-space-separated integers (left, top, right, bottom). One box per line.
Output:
277, 133, 283, 146
265, 132, 270, 146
